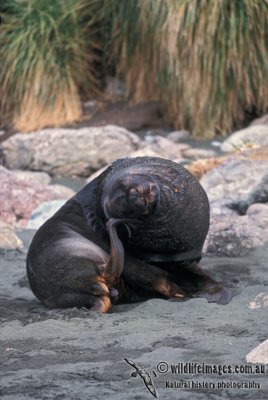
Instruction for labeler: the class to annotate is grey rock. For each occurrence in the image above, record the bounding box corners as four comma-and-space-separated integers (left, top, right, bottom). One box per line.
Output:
166, 130, 190, 142
246, 340, 268, 364
1, 126, 141, 177
143, 135, 184, 160
247, 203, 268, 216
105, 76, 125, 99
221, 125, 268, 152
27, 200, 67, 230
204, 212, 268, 257
201, 158, 268, 216
0, 221, 23, 250
230, 174, 268, 215
250, 113, 268, 126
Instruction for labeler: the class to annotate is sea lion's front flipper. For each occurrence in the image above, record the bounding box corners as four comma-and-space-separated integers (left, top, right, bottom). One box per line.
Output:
105, 218, 141, 282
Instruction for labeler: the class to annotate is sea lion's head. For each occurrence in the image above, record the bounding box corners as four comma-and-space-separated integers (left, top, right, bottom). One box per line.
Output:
102, 172, 160, 220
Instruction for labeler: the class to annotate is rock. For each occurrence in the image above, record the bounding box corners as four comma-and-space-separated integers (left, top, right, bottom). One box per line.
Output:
250, 113, 268, 126
221, 125, 268, 152
0, 166, 75, 227
182, 148, 216, 159
167, 130, 190, 142
27, 200, 67, 230
128, 148, 161, 159
247, 203, 268, 216
143, 135, 184, 160
0, 221, 23, 250
186, 156, 227, 180
201, 158, 268, 215
230, 174, 268, 215
204, 211, 268, 257
1, 125, 141, 177
249, 293, 268, 310
86, 101, 168, 131
105, 76, 125, 99
246, 340, 268, 364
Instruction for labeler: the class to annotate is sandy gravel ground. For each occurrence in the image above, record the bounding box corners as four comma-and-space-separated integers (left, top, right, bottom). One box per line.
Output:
0, 230, 267, 400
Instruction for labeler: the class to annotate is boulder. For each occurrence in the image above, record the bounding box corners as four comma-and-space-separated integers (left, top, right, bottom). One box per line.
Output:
27, 200, 67, 230
230, 174, 268, 215
204, 212, 268, 257
0, 167, 74, 227
200, 158, 268, 215
250, 113, 268, 126
221, 125, 268, 152
246, 340, 268, 364
1, 125, 141, 177
0, 221, 23, 250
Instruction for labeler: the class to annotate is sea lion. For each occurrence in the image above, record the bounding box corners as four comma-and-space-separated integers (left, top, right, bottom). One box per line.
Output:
27, 156, 231, 312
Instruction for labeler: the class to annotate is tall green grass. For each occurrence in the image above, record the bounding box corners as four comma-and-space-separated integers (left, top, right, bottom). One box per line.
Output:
102, 0, 268, 137
0, 0, 101, 131
1, 0, 268, 136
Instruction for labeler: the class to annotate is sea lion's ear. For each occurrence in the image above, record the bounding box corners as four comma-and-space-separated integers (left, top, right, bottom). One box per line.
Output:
195, 284, 237, 305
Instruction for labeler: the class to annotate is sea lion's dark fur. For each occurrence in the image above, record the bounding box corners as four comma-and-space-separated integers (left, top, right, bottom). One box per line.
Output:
27, 157, 231, 312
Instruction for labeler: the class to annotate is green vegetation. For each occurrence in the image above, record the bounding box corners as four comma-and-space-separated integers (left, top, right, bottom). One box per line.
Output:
0, 0, 101, 131
1, 0, 268, 136
103, 0, 268, 136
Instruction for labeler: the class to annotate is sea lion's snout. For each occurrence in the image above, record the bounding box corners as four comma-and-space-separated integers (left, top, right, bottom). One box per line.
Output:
127, 181, 159, 216
102, 173, 160, 220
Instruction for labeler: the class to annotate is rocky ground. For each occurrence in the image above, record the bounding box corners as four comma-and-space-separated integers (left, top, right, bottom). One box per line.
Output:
0, 107, 268, 399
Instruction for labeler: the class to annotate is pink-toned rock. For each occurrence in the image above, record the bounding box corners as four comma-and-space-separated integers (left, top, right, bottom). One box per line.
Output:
0, 221, 23, 250
0, 167, 74, 228
246, 340, 268, 364
249, 293, 268, 310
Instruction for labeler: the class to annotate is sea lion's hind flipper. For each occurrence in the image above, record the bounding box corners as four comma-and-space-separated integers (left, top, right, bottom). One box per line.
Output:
120, 255, 188, 302
194, 283, 234, 305
174, 261, 238, 305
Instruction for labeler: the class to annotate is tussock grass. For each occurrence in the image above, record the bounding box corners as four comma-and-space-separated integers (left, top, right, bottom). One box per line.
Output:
1, 1, 268, 136
104, 0, 268, 137
0, 0, 101, 132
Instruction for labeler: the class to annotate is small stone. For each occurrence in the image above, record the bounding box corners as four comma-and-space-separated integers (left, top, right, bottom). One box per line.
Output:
142, 135, 183, 160
167, 130, 190, 142
246, 340, 268, 364
0, 221, 23, 250
129, 148, 160, 159
182, 148, 216, 159
249, 293, 268, 310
